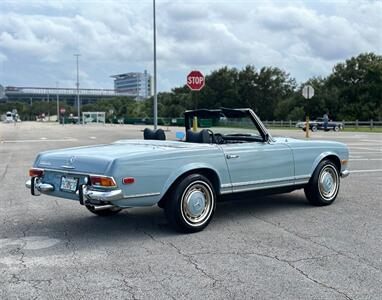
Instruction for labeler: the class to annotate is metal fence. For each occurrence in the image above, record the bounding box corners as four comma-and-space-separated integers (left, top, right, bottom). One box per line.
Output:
262, 120, 382, 129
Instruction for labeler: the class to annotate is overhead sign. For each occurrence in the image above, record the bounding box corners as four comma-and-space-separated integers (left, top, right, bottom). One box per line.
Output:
302, 85, 314, 99
60, 107, 66, 114
187, 70, 205, 91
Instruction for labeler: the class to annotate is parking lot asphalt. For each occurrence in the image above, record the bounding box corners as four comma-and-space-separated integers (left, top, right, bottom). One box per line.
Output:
0, 122, 381, 299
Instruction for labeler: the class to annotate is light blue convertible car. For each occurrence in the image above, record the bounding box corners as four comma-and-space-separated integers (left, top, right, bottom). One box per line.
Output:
26, 108, 349, 232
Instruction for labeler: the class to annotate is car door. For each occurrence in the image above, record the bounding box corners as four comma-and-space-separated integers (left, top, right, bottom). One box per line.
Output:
221, 140, 294, 193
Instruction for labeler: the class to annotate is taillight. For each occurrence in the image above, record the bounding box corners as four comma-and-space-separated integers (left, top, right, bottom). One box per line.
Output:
29, 168, 44, 177
89, 176, 116, 187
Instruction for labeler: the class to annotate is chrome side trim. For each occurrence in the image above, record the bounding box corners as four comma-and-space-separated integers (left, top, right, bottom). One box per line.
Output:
123, 192, 160, 199
231, 176, 295, 187
233, 182, 295, 193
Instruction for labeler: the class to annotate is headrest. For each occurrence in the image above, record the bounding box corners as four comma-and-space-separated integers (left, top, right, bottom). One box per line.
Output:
143, 128, 166, 140
186, 129, 211, 143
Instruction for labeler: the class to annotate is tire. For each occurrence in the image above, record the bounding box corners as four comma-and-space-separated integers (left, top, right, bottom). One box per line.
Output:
85, 205, 122, 216
304, 159, 340, 206
311, 125, 318, 132
164, 174, 216, 233
334, 125, 340, 132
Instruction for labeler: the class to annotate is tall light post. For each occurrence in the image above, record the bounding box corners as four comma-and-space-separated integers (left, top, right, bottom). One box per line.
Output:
56, 81, 59, 122
153, 0, 158, 129
74, 53, 81, 124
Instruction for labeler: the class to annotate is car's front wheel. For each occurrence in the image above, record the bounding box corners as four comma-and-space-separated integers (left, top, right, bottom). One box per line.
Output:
304, 159, 340, 206
311, 125, 318, 132
165, 174, 216, 233
85, 205, 122, 216
334, 125, 340, 132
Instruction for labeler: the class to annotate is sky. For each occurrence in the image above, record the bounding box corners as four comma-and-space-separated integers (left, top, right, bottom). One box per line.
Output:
0, 0, 381, 91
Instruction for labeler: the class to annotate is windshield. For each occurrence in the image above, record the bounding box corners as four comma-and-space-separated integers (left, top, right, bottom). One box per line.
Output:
188, 114, 262, 138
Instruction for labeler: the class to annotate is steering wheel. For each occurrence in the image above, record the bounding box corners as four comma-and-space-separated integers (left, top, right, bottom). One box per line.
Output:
213, 133, 225, 144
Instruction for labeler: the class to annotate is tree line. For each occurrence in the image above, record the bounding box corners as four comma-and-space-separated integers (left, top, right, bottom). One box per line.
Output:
1, 52, 381, 121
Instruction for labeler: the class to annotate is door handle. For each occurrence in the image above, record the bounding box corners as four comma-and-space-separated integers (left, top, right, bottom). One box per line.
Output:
226, 154, 239, 159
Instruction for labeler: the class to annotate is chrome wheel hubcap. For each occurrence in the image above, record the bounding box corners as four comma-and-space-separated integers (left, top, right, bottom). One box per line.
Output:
318, 165, 338, 200
181, 181, 213, 226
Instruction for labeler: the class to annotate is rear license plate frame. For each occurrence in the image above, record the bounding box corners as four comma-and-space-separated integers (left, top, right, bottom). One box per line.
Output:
60, 176, 79, 193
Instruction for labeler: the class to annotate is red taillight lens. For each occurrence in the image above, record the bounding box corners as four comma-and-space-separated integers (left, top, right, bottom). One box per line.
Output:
89, 176, 116, 187
29, 168, 44, 177
122, 177, 135, 184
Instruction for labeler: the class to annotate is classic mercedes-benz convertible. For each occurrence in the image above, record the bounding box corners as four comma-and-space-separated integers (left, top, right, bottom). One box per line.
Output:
26, 108, 349, 232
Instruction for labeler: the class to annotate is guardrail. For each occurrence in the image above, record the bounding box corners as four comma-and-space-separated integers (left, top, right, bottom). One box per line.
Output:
262, 120, 382, 129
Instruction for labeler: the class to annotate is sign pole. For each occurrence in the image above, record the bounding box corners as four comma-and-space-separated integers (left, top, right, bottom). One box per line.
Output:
306, 87, 309, 138
153, 0, 158, 130
302, 85, 314, 138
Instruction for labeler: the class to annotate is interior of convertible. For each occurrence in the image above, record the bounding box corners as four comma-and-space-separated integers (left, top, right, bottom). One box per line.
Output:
144, 108, 266, 144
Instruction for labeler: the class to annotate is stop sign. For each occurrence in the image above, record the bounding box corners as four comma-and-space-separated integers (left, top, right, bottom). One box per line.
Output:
187, 70, 205, 91
60, 107, 66, 114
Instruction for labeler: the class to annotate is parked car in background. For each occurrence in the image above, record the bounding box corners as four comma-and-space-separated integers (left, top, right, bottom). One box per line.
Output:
296, 118, 344, 132
26, 108, 349, 233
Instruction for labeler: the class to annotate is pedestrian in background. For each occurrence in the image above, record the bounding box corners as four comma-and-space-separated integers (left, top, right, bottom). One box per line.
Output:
323, 112, 329, 131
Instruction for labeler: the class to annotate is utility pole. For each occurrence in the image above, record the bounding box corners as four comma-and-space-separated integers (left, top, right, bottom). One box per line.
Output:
74, 54, 81, 124
56, 82, 59, 122
153, 0, 158, 129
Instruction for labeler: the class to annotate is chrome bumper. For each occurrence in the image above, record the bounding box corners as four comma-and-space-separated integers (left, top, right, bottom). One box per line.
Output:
80, 185, 123, 202
340, 170, 350, 178
25, 178, 123, 202
25, 179, 54, 193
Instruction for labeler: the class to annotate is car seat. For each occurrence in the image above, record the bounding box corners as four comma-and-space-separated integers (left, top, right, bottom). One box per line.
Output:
143, 128, 166, 140
186, 129, 211, 143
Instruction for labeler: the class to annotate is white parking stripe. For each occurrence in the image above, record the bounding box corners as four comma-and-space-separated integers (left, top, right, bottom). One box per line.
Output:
350, 169, 382, 173
350, 158, 382, 161
2, 139, 77, 143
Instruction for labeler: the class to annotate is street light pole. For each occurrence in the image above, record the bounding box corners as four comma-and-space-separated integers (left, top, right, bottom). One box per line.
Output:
74, 54, 81, 124
56, 81, 59, 122
153, 0, 158, 129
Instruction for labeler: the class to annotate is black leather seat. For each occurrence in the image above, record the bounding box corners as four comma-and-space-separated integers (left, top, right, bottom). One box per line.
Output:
186, 129, 211, 143
143, 128, 166, 140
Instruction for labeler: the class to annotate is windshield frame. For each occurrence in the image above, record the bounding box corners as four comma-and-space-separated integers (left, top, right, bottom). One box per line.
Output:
184, 108, 272, 142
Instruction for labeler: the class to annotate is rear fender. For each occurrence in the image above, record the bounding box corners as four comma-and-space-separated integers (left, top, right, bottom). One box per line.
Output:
160, 163, 221, 197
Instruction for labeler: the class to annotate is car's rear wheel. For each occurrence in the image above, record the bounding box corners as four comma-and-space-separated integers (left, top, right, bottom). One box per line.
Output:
304, 159, 340, 206
165, 174, 216, 233
85, 205, 122, 216
311, 125, 318, 132
334, 125, 340, 132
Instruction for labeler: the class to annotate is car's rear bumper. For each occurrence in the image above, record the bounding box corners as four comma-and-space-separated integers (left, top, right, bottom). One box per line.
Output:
25, 178, 124, 202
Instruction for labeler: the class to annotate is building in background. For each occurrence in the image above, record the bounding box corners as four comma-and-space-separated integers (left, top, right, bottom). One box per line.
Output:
111, 70, 153, 100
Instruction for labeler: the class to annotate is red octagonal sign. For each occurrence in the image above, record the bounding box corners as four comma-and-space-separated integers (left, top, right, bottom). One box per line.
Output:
187, 70, 205, 91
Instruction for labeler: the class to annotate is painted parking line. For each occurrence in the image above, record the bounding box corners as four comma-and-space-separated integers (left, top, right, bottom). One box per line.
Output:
350, 169, 382, 173
2, 139, 77, 143
350, 158, 382, 161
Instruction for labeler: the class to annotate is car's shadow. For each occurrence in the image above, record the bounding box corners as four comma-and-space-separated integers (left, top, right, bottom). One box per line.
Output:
18, 192, 313, 248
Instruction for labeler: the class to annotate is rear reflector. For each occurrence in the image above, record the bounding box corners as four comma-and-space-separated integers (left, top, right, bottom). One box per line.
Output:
29, 168, 44, 177
122, 177, 135, 184
90, 176, 116, 187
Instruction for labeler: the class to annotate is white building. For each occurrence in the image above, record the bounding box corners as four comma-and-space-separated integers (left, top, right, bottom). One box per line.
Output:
111, 70, 153, 100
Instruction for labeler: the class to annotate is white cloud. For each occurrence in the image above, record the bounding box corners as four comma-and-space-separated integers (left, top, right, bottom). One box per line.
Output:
0, 0, 380, 90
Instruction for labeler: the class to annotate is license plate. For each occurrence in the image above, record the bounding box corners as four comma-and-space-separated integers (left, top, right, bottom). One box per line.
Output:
60, 176, 79, 193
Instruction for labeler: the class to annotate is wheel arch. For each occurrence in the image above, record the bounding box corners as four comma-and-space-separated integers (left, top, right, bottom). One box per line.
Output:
311, 152, 341, 175
157, 165, 221, 208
